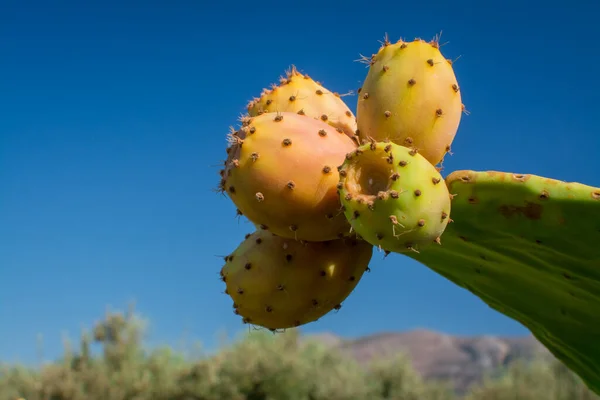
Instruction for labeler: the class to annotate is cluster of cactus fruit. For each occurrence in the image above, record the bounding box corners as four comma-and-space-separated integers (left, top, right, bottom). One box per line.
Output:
217, 34, 600, 394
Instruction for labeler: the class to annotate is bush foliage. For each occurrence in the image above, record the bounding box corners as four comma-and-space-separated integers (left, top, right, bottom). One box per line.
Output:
0, 309, 596, 400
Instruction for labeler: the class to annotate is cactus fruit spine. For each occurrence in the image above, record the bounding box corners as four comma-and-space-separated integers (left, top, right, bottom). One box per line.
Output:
338, 141, 451, 253
406, 170, 600, 395
247, 66, 358, 141
220, 112, 356, 242
356, 37, 463, 166
221, 229, 373, 330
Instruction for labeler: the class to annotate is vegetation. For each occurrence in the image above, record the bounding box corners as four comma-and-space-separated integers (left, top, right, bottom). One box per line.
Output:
0, 308, 596, 400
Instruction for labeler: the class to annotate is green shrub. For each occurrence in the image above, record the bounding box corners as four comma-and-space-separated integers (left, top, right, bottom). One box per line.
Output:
0, 308, 596, 400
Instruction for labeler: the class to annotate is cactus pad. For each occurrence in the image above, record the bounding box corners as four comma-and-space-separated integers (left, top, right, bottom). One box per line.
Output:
338, 141, 451, 253
356, 37, 463, 166
220, 112, 356, 242
221, 230, 373, 330
247, 66, 358, 140
405, 170, 600, 394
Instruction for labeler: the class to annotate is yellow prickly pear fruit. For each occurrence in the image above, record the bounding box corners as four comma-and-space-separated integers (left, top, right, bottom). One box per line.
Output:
247, 66, 358, 141
338, 141, 452, 253
356, 36, 464, 166
219, 112, 356, 242
221, 230, 373, 330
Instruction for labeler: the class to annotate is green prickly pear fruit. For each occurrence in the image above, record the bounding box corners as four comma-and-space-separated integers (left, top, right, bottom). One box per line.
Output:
405, 170, 600, 395
338, 141, 451, 253
247, 66, 358, 141
356, 36, 463, 166
221, 230, 373, 330
219, 112, 356, 242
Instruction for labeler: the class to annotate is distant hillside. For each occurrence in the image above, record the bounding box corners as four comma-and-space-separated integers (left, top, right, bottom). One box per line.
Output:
304, 329, 551, 393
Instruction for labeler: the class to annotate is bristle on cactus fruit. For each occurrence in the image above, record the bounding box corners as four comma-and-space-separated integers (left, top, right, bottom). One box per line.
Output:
356, 37, 463, 166
406, 170, 600, 395
338, 141, 451, 253
221, 229, 373, 330
220, 112, 356, 242
247, 66, 358, 141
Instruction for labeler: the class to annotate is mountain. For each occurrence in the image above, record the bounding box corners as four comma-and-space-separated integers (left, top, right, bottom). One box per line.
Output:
304, 329, 551, 393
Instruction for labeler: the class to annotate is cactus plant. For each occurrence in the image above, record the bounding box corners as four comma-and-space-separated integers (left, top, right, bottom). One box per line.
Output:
221, 229, 373, 330
404, 170, 600, 394
215, 36, 600, 396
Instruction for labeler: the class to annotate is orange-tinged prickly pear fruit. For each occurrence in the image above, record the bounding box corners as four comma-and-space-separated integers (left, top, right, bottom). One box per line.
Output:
247, 66, 358, 141
356, 36, 464, 166
221, 229, 373, 330
219, 112, 356, 242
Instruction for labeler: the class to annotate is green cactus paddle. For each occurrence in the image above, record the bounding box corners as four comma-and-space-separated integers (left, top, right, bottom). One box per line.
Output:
406, 169, 600, 394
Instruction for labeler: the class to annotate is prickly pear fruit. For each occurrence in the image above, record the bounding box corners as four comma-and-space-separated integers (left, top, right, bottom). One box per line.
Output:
338, 141, 451, 253
219, 112, 356, 242
221, 229, 373, 330
356, 37, 463, 166
247, 66, 358, 141
405, 170, 600, 395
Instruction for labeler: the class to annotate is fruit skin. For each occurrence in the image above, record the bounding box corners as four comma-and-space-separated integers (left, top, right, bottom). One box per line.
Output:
356, 37, 463, 166
221, 229, 373, 330
219, 112, 356, 242
405, 170, 600, 395
338, 141, 451, 253
247, 66, 358, 141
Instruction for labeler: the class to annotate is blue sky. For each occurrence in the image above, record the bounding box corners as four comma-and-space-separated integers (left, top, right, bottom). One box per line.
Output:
2, 0, 599, 364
